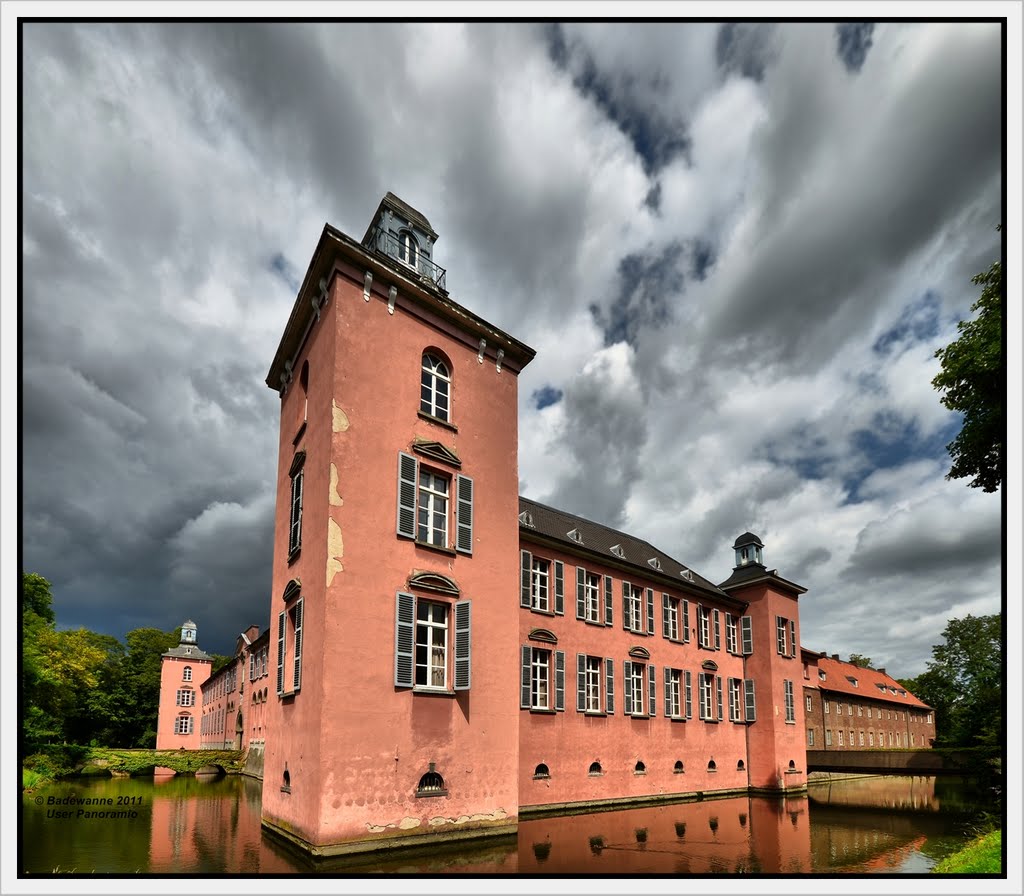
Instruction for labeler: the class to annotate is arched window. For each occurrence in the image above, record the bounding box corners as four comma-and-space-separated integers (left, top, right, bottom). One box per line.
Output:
282, 768, 291, 793
420, 353, 451, 422
399, 231, 419, 268
533, 763, 550, 779
737, 760, 746, 771
588, 761, 602, 776
634, 760, 646, 775
673, 760, 684, 774
417, 768, 446, 796
182, 666, 192, 682
707, 759, 717, 771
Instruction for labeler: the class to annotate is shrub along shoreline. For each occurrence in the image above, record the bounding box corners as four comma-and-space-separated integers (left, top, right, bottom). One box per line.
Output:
932, 830, 1002, 875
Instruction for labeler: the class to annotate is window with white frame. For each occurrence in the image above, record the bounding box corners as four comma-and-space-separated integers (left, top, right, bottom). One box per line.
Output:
726, 614, 738, 654
522, 551, 564, 615
698, 606, 711, 648
400, 231, 420, 268
420, 353, 450, 422
276, 597, 304, 696
858, 730, 864, 746
521, 646, 564, 711
288, 452, 305, 557
182, 666, 192, 682
825, 698, 830, 714
775, 615, 797, 656
806, 695, 813, 712
397, 453, 474, 554
838, 729, 844, 746
784, 680, 795, 723
825, 728, 832, 746
664, 668, 681, 719
728, 677, 743, 722
623, 583, 643, 633
575, 567, 604, 624
698, 672, 715, 720
868, 731, 874, 746
663, 594, 680, 641
176, 688, 195, 707
623, 661, 654, 717
395, 593, 470, 692
577, 654, 608, 714
808, 729, 815, 746
174, 714, 193, 735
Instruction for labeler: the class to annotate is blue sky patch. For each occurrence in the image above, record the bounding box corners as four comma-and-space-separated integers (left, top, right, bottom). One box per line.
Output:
872, 290, 941, 356
269, 252, 299, 293
593, 245, 685, 346
532, 385, 564, 410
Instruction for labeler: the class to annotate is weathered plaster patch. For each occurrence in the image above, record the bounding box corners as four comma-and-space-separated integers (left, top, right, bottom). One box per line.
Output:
329, 463, 344, 506
327, 518, 344, 586
426, 809, 507, 828
332, 400, 350, 433
398, 817, 421, 830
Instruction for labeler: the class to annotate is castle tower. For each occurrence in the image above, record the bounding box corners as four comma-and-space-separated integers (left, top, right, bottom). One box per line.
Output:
261, 194, 535, 856
155, 620, 213, 749
719, 534, 809, 793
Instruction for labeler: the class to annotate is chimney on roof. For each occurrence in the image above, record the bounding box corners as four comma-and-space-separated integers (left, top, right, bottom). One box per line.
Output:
877, 667, 886, 676
832, 654, 840, 661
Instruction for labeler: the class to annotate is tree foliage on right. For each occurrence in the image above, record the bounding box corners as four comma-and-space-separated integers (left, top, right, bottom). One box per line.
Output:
932, 243, 1003, 493
899, 613, 1001, 747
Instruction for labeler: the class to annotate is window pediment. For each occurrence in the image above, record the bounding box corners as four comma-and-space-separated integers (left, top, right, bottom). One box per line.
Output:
528, 628, 558, 644
408, 571, 460, 596
628, 646, 651, 660
282, 578, 301, 602
701, 660, 718, 671
412, 439, 462, 468
289, 450, 306, 477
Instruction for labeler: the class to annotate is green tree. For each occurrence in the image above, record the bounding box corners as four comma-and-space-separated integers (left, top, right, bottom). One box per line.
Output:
848, 654, 873, 669
109, 627, 181, 747
932, 242, 1003, 492
903, 614, 1001, 746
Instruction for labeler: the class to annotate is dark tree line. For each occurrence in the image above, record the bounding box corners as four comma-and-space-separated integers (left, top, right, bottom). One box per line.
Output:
21, 573, 229, 751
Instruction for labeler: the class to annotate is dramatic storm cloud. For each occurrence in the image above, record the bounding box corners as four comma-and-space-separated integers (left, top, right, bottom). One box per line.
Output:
10, 19, 1014, 683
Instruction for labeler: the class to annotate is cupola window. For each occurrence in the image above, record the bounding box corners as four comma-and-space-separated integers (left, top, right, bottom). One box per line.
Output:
399, 231, 419, 268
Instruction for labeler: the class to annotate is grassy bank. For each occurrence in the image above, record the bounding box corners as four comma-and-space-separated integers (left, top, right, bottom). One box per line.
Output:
932, 830, 1002, 874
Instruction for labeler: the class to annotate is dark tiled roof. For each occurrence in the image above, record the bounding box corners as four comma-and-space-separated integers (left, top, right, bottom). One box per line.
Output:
807, 654, 932, 710
719, 563, 806, 596
162, 645, 213, 660
361, 192, 438, 243
732, 532, 763, 548
518, 497, 732, 601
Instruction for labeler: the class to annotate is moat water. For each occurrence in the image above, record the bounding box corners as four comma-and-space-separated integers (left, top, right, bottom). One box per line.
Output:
20, 773, 997, 876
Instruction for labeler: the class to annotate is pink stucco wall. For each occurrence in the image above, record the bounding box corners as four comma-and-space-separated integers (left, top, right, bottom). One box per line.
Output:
261, 256, 524, 852
156, 656, 210, 750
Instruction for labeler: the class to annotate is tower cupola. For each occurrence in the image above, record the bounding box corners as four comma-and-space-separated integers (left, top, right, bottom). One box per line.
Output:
179, 619, 198, 645
361, 192, 446, 291
733, 532, 764, 568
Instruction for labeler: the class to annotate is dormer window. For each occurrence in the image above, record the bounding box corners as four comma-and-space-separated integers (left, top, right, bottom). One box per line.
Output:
567, 528, 583, 544
610, 544, 625, 559
399, 230, 419, 268
519, 510, 535, 528
647, 557, 662, 571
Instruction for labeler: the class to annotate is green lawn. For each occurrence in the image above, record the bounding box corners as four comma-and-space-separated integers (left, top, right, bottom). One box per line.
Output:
933, 830, 1002, 874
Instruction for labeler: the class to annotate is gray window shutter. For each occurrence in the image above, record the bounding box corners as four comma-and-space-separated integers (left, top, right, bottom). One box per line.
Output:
646, 589, 655, 635
623, 661, 633, 715
622, 581, 630, 630
292, 599, 303, 691
555, 650, 565, 711
520, 646, 532, 708
396, 452, 418, 538
790, 619, 797, 657
741, 615, 753, 655
521, 551, 533, 608
682, 599, 690, 643
605, 657, 615, 714
648, 664, 656, 717
576, 566, 585, 619
664, 667, 672, 716
554, 561, 564, 615
289, 470, 303, 553
716, 675, 723, 720
276, 611, 285, 695
684, 670, 692, 719
744, 679, 756, 721
394, 592, 415, 687
456, 474, 474, 554
604, 576, 613, 626
713, 609, 721, 650
662, 593, 670, 640
577, 653, 586, 712
454, 600, 471, 690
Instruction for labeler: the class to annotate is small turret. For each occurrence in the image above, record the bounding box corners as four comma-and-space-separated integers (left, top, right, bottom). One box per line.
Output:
361, 192, 446, 290
733, 532, 764, 568
179, 619, 198, 645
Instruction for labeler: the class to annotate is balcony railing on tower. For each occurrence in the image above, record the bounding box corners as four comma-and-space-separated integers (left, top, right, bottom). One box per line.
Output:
366, 225, 447, 292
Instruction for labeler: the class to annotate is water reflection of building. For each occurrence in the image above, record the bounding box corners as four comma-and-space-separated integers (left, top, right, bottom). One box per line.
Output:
155, 193, 930, 860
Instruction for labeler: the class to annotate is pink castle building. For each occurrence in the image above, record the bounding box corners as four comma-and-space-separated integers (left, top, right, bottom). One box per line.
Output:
155, 621, 212, 750
157, 193, 930, 859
